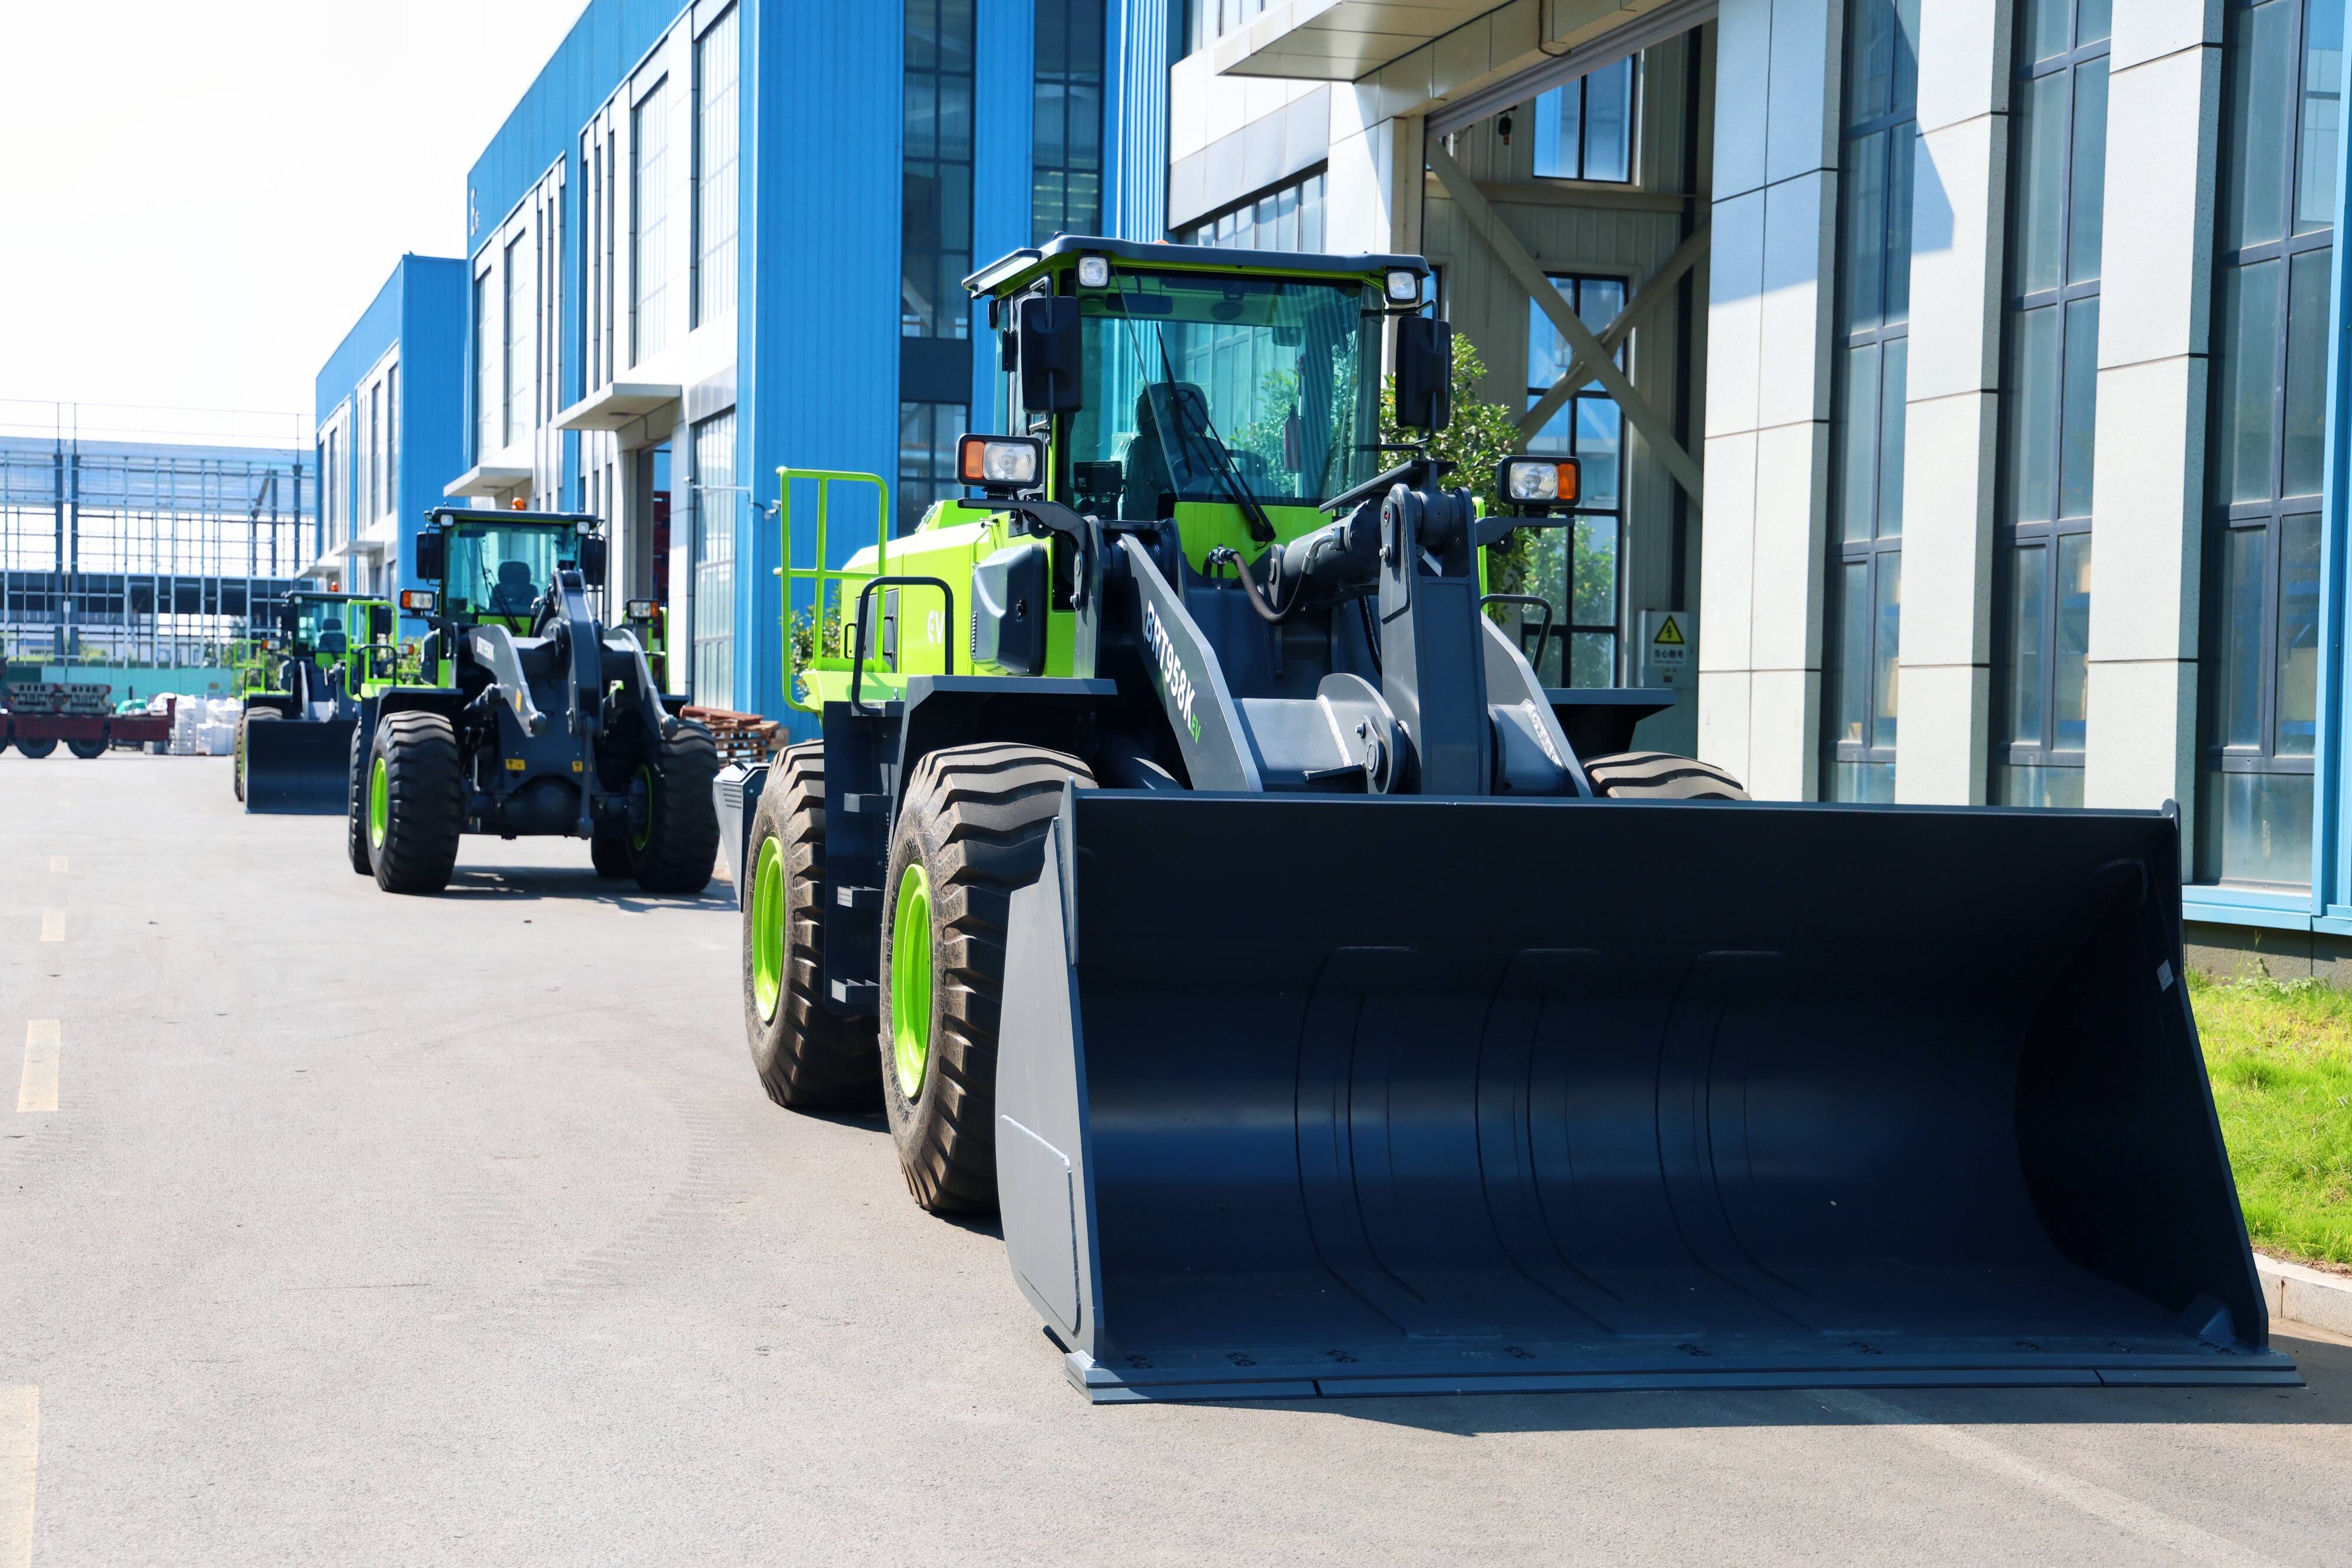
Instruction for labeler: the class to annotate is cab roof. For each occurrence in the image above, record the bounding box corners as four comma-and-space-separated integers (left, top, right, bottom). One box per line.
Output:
963, 234, 1433, 299
425, 506, 600, 530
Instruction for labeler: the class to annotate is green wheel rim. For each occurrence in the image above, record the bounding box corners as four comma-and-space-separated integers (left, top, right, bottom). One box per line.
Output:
750, 837, 785, 1024
631, 763, 655, 851
890, 861, 935, 1099
367, 754, 389, 851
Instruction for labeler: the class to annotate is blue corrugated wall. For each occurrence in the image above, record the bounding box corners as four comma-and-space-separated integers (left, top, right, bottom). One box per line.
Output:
1103, 0, 1168, 241
739, 0, 904, 723
396, 258, 469, 625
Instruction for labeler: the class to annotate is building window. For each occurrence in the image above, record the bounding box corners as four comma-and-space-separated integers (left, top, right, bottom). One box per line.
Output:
505, 232, 533, 448
1824, 0, 1919, 803
386, 363, 398, 513
633, 79, 672, 364
691, 411, 736, 710
475, 271, 497, 460
1179, 169, 1327, 252
1528, 58, 1637, 183
1033, 0, 1106, 243
903, 0, 975, 339
694, 6, 740, 326
2199, 0, 2342, 886
1522, 275, 1628, 685
1187, 0, 1270, 55
898, 401, 969, 534
368, 382, 384, 521
1992, 0, 2110, 808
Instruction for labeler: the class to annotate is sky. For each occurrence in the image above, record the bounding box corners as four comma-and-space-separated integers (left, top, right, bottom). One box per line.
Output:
0, 1, 589, 440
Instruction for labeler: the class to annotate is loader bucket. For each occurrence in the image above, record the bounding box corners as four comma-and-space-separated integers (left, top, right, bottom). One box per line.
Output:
995, 792, 2298, 1402
242, 718, 357, 814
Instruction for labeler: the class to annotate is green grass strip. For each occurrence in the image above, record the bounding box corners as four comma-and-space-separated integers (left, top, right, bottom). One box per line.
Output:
2188, 971, 2352, 1269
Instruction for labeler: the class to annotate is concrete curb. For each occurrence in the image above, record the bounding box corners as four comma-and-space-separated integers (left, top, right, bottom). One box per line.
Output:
2258, 1254, 2352, 1338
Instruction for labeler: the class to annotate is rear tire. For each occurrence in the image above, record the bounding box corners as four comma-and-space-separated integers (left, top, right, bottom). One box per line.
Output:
67, 738, 106, 760
1583, 750, 1749, 801
628, 720, 720, 894
344, 722, 372, 876
16, 737, 56, 760
742, 744, 877, 1109
234, 710, 278, 801
368, 711, 464, 894
878, 742, 1095, 1214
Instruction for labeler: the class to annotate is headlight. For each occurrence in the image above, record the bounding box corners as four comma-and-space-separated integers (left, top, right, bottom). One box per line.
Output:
1386, 268, 1421, 303
1077, 253, 1111, 289
625, 598, 659, 620
397, 590, 439, 613
1498, 456, 1581, 507
958, 433, 1045, 492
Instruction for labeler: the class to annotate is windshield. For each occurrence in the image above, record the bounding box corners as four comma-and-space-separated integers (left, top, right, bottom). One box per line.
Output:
1066, 272, 1381, 518
443, 525, 581, 619
285, 597, 350, 651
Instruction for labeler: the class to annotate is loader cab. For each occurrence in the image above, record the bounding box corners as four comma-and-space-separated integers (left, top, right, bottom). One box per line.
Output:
413, 509, 603, 633
966, 237, 1429, 569
278, 592, 362, 659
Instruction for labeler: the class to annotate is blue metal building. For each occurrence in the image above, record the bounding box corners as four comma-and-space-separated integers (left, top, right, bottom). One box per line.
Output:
313, 254, 469, 625
430, 0, 1174, 722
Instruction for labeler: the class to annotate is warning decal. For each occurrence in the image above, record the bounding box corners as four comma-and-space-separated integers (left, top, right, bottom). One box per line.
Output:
1652, 616, 1685, 646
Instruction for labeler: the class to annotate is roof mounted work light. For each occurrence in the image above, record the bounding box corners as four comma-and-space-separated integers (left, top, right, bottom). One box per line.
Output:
1497, 455, 1581, 512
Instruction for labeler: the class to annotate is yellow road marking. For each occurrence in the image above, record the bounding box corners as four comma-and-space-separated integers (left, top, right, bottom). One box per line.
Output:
18, 1023, 58, 1114
37, 913, 61, 943
47, 857, 64, 873
0, 1386, 32, 1568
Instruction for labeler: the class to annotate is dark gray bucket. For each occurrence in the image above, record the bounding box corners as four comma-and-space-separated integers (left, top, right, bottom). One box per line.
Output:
995, 790, 2297, 1402
243, 718, 357, 815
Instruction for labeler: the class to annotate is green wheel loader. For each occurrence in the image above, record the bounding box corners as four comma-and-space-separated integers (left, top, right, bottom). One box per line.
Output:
736, 237, 2291, 1402
238, 590, 400, 814
347, 508, 718, 896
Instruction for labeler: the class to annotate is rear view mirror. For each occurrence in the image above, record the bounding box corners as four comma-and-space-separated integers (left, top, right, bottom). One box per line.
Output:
1394, 316, 1454, 433
1018, 296, 1083, 416
580, 535, 608, 587
413, 528, 445, 582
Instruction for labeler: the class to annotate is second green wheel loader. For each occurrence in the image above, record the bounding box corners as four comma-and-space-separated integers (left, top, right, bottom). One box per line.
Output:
736, 237, 2291, 1402
238, 590, 398, 813
348, 508, 718, 895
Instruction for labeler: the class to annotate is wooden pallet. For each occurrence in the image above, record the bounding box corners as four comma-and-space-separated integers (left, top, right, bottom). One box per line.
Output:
681, 705, 786, 766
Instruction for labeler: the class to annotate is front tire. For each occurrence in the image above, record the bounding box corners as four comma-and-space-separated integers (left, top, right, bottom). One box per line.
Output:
16, 737, 56, 760
742, 744, 877, 1109
628, 720, 720, 894
878, 742, 1095, 1214
1583, 750, 1749, 801
367, 712, 464, 894
344, 722, 373, 876
67, 738, 107, 760
590, 822, 633, 878
234, 710, 278, 800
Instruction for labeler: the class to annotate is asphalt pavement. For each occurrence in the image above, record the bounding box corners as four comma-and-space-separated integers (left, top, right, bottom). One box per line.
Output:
4, 751, 2350, 1566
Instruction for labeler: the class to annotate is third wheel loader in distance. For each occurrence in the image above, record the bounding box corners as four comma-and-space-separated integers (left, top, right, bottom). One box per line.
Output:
348, 507, 718, 896
741, 236, 2291, 1402
237, 590, 398, 813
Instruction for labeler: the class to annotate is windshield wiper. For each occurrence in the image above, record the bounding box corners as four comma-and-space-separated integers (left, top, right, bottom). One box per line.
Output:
1149, 328, 1276, 545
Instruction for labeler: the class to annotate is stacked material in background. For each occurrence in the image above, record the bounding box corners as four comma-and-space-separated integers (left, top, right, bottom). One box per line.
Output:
681, 705, 786, 768
165, 696, 242, 756
5, 680, 113, 716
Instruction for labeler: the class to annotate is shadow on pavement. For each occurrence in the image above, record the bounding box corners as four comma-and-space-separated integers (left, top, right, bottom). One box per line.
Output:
436, 865, 730, 911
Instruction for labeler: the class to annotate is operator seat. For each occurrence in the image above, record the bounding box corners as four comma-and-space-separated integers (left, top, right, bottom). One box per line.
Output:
315, 627, 348, 655
1122, 383, 1221, 521
490, 560, 539, 617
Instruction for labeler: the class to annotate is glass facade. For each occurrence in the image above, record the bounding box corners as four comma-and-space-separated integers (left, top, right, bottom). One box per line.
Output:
632, 79, 671, 364
694, 6, 740, 327
1032, 0, 1106, 243
1529, 58, 1636, 184
1824, 0, 1920, 803
2200, 0, 2343, 886
473, 271, 496, 462
1186, 0, 1271, 54
903, 0, 974, 340
1993, 0, 2109, 808
691, 414, 735, 710
1179, 170, 1328, 251
504, 231, 534, 449
1523, 275, 1628, 686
